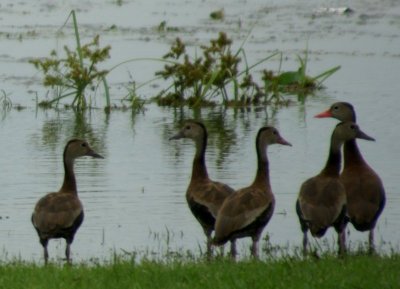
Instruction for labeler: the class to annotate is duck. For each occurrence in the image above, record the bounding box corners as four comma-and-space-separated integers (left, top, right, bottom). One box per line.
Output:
212, 126, 291, 259
296, 121, 375, 256
31, 139, 103, 264
315, 102, 386, 253
170, 120, 236, 257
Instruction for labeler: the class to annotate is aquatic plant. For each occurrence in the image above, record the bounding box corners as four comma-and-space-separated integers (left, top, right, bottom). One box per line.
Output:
0, 90, 12, 112
115, 0, 124, 6
118, 73, 146, 112
210, 9, 224, 21
155, 32, 244, 106
262, 50, 341, 104
155, 32, 340, 107
29, 12, 340, 111
30, 11, 111, 110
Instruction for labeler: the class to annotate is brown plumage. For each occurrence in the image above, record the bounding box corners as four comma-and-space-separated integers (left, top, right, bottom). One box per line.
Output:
170, 120, 236, 257
213, 126, 291, 259
296, 121, 375, 256
31, 139, 103, 265
315, 102, 386, 253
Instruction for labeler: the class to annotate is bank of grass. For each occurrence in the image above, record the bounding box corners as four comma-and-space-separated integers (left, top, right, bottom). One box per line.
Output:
0, 254, 399, 289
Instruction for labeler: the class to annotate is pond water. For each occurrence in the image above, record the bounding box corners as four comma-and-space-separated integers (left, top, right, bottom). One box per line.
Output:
0, 0, 399, 263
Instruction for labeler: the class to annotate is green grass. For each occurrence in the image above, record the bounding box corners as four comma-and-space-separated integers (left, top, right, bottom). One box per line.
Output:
0, 254, 399, 289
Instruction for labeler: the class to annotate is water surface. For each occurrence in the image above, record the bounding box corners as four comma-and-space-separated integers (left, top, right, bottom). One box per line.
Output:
0, 0, 399, 262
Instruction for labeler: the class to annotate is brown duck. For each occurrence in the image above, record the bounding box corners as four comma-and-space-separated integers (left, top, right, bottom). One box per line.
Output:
315, 102, 386, 253
296, 122, 375, 255
31, 139, 103, 264
170, 120, 236, 257
213, 126, 291, 258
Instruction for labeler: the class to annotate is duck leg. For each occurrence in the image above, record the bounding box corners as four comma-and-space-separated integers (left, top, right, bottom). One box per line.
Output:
44, 247, 49, 265
230, 239, 237, 260
337, 230, 346, 256
302, 231, 308, 256
65, 243, 71, 264
205, 229, 213, 258
251, 235, 260, 259
40, 238, 49, 265
65, 236, 74, 264
369, 229, 375, 254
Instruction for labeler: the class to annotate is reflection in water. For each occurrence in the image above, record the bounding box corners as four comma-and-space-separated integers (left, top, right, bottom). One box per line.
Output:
165, 105, 283, 170
30, 109, 109, 157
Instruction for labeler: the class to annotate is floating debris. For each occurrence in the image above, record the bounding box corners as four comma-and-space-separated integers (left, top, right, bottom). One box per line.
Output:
210, 9, 224, 21
313, 7, 354, 16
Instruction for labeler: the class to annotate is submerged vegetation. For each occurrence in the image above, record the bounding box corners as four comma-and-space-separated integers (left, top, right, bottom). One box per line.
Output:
29, 10, 340, 112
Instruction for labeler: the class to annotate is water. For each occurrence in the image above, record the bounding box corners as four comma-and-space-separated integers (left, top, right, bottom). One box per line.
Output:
0, 0, 399, 262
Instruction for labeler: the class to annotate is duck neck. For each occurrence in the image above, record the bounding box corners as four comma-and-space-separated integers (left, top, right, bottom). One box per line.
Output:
191, 133, 209, 181
60, 154, 78, 194
252, 142, 271, 188
343, 139, 366, 167
320, 137, 342, 177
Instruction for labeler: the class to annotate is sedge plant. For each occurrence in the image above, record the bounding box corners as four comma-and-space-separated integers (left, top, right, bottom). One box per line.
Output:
155, 32, 340, 107
30, 10, 111, 110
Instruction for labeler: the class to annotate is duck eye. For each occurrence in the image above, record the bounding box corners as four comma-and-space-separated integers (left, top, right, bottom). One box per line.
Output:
81, 143, 87, 147
333, 106, 339, 110
185, 125, 191, 130
273, 130, 278, 135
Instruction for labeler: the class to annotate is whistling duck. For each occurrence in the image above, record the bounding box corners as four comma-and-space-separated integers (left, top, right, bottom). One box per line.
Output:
213, 126, 291, 259
32, 139, 103, 264
296, 122, 374, 256
315, 102, 386, 253
170, 120, 236, 257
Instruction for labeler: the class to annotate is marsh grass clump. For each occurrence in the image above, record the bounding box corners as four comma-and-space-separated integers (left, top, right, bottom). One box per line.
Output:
29, 12, 340, 112
155, 32, 340, 108
30, 35, 111, 110
119, 74, 147, 113
262, 52, 341, 103
30, 11, 111, 111
155, 32, 242, 107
